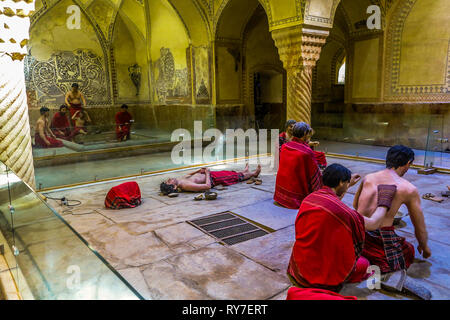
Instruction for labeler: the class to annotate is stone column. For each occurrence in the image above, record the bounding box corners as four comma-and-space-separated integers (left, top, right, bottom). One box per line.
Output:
0, 0, 36, 188
272, 26, 328, 124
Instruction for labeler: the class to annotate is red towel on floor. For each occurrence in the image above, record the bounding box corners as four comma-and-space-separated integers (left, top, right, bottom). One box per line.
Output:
286, 287, 357, 300
274, 137, 322, 209
105, 182, 142, 209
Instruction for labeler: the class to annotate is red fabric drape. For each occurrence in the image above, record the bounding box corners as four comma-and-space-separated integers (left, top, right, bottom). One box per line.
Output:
34, 133, 64, 148
115, 111, 132, 140
209, 171, 244, 187
69, 103, 82, 127
105, 182, 142, 209
274, 137, 322, 209
51, 112, 72, 140
313, 150, 327, 167
286, 287, 357, 300
287, 187, 366, 291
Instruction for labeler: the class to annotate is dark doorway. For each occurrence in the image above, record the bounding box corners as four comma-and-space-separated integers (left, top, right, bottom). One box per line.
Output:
253, 70, 284, 130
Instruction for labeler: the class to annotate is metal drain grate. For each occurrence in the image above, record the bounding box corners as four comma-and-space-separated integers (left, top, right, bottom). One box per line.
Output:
188, 211, 269, 245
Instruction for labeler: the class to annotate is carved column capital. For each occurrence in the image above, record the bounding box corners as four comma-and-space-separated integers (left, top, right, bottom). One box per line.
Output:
271, 26, 329, 70
271, 25, 329, 124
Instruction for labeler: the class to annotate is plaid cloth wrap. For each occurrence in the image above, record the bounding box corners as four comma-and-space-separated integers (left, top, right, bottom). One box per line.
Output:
209, 171, 245, 187
105, 181, 142, 209
363, 226, 415, 273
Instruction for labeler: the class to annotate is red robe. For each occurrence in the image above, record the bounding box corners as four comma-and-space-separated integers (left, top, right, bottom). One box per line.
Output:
34, 132, 64, 148
279, 133, 327, 167
51, 112, 73, 140
274, 137, 322, 209
287, 187, 367, 292
313, 150, 327, 168
115, 111, 132, 140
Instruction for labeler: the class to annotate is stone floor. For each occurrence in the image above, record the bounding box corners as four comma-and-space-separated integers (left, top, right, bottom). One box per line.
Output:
41, 156, 450, 300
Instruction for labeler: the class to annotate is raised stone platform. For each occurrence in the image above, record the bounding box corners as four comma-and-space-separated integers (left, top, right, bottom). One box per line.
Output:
41, 157, 450, 300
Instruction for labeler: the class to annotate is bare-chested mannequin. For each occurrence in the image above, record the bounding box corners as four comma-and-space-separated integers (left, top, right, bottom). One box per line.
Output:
65, 83, 88, 126
36, 108, 56, 146
354, 145, 431, 259
161, 164, 261, 194
65, 83, 86, 108
34, 107, 63, 148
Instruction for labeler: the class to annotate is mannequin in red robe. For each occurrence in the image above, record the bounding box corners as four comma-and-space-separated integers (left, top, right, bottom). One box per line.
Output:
51, 105, 74, 141
287, 164, 398, 292
115, 104, 133, 141
274, 122, 322, 209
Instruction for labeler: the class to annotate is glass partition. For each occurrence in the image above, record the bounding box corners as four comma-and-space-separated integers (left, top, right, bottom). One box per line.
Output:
0, 162, 142, 299
33, 111, 279, 190
30, 103, 450, 191
311, 104, 450, 170
424, 114, 446, 169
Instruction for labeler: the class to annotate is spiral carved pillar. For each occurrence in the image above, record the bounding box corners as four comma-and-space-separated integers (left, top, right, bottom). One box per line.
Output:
272, 26, 328, 124
0, 0, 36, 188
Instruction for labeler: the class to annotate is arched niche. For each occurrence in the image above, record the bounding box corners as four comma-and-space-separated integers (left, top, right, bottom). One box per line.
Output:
243, 5, 285, 130
385, 0, 450, 102
149, 0, 191, 104
111, 10, 150, 102
27, 0, 110, 107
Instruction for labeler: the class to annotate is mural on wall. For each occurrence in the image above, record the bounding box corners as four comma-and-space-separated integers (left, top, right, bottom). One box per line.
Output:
25, 49, 109, 106
193, 46, 210, 102
154, 47, 188, 104
128, 63, 142, 96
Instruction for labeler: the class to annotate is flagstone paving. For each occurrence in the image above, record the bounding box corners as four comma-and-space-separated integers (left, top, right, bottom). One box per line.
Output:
40, 156, 449, 300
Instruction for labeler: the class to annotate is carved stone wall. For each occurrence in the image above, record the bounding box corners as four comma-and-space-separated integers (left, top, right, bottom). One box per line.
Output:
24, 49, 109, 106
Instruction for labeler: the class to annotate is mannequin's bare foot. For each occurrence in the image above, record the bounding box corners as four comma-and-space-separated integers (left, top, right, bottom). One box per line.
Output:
253, 164, 262, 178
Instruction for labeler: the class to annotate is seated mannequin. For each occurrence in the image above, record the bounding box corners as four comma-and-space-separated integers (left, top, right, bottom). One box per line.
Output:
34, 107, 64, 148
274, 122, 322, 209
354, 145, 431, 273
287, 163, 397, 292
71, 110, 91, 139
